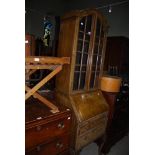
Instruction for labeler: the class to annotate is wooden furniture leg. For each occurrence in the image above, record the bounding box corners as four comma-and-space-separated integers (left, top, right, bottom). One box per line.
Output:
98, 134, 107, 155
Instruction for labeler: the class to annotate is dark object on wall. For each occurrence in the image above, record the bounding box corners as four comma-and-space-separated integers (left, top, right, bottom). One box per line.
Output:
25, 93, 72, 155
104, 36, 129, 76
34, 16, 60, 57
25, 34, 36, 56
30, 16, 61, 89
43, 16, 53, 47
55, 9, 109, 154
26, 16, 60, 90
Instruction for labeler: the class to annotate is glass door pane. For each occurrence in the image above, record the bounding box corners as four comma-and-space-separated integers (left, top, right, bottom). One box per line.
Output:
89, 18, 105, 89
73, 15, 92, 90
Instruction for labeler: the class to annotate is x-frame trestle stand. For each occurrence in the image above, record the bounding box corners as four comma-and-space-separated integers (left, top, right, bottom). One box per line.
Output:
25, 56, 70, 113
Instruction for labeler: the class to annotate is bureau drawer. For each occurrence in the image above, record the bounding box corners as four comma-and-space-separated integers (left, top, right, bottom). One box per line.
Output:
76, 125, 106, 150
26, 134, 69, 155
78, 113, 108, 136
26, 116, 71, 149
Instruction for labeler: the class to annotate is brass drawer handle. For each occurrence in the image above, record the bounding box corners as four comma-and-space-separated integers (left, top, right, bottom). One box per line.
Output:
56, 142, 63, 149
57, 122, 64, 129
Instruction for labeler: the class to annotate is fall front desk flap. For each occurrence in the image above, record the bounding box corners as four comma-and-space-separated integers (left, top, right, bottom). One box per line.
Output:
71, 90, 109, 122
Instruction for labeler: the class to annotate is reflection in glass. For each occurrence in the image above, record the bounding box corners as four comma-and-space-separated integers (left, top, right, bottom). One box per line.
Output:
90, 72, 95, 88
94, 44, 98, 54
77, 40, 83, 51
84, 42, 89, 53
82, 66, 86, 71
78, 32, 84, 40
73, 72, 80, 90
76, 52, 81, 64
75, 65, 80, 71
83, 54, 88, 65
85, 34, 90, 41
80, 72, 86, 89
79, 17, 86, 31
93, 55, 97, 65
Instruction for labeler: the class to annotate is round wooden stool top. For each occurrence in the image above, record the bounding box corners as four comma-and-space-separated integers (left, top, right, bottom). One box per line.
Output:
100, 75, 122, 93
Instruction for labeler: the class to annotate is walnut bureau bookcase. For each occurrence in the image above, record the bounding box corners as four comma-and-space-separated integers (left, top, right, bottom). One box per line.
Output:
55, 9, 109, 154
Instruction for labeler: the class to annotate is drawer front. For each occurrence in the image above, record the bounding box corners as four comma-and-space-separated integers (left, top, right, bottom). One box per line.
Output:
26, 134, 69, 155
78, 113, 108, 136
76, 125, 106, 150
26, 116, 71, 149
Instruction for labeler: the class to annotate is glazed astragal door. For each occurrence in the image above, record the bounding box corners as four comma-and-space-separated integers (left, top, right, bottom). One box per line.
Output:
73, 16, 106, 91
89, 18, 105, 89
73, 15, 93, 91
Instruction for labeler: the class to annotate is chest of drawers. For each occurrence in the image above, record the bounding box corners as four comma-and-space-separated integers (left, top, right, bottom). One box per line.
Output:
26, 97, 72, 155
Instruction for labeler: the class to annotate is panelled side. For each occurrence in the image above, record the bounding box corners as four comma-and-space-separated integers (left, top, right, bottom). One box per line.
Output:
56, 17, 79, 94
